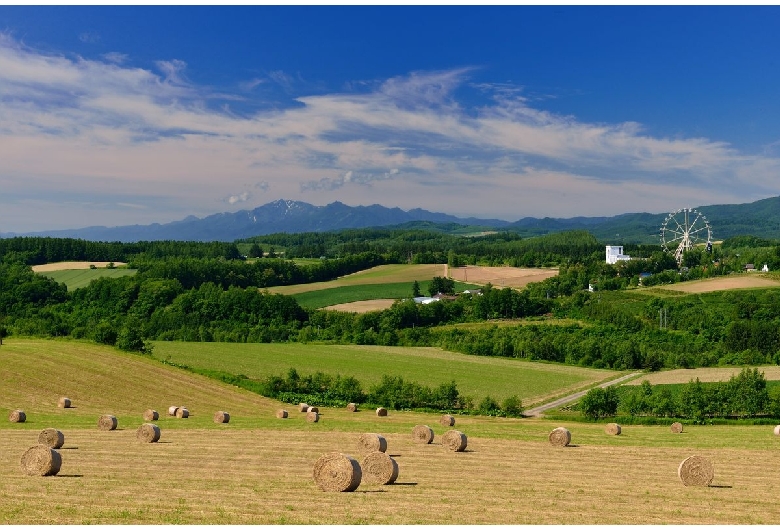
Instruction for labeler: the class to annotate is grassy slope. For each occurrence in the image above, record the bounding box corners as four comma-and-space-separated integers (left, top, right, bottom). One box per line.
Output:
4, 339, 780, 524
38, 268, 136, 291
151, 341, 619, 406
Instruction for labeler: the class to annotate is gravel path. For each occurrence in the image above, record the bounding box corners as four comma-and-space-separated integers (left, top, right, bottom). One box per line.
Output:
523, 371, 643, 417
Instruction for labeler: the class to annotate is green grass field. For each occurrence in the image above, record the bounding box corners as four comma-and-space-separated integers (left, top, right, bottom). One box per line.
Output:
151, 341, 619, 406
38, 268, 137, 291
291, 280, 481, 308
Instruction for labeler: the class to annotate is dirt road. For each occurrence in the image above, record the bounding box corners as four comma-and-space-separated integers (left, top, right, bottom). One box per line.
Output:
523, 371, 642, 417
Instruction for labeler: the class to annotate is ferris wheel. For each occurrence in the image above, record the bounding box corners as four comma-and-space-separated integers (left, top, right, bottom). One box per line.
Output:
660, 207, 713, 265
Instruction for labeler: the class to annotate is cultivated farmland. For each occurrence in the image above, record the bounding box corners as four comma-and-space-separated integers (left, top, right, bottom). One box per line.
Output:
33, 262, 135, 291
2, 339, 780, 524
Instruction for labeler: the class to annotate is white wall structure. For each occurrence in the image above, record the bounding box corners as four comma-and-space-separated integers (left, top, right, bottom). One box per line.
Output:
606, 245, 631, 264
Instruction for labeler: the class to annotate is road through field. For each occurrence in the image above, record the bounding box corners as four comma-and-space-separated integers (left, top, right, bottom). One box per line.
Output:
523, 371, 643, 417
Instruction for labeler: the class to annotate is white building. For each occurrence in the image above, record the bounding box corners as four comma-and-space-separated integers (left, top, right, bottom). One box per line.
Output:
606, 245, 631, 265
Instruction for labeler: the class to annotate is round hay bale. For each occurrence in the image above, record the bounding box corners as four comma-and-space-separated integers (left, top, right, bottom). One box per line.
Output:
168, 406, 179, 416
136, 423, 161, 443
20, 445, 62, 476
9, 410, 26, 423
548, 427, 571, 447
376, 407, 388, 417
143, 409, 159, 422
605, 423, 622, 436
357, 433, 388, 453
412, 425, 434, 444
276, 409, 288, 419
307, 406, 319, 413
306, 411, 320, 423
176, 407, 189, 419
670, 422, 684, 434
774, 425, 780, 436
312, 452, 362, 492
439, 414, 455, 427
361, 451, 399, 485
441, 429, 468, 452
58, 397, 72, 409
38, 428, 64, 449
299, 402, 309, 412
678, 455, 714, 486
213, 411, 230, 424
346, 402, 358, 412
97, 414, 118, 431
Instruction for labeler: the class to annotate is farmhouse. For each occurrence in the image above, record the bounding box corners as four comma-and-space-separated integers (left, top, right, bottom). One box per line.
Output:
606, 245, 631, 264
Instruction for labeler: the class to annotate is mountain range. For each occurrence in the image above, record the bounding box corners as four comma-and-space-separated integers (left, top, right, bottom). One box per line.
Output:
3, 196, 780, 244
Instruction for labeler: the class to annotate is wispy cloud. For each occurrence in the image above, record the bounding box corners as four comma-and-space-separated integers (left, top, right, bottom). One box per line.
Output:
0, 33, 779, 232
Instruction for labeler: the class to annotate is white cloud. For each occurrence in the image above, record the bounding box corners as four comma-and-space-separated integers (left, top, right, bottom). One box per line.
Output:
0, 34, 779, 233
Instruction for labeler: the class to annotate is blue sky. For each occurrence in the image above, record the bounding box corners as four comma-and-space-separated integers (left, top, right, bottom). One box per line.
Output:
2, 6, 780, 233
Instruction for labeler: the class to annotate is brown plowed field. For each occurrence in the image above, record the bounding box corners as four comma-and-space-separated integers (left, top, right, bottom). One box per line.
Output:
447, 265, 558, 288
654, 274, 780, 293
31, 261, 128, 272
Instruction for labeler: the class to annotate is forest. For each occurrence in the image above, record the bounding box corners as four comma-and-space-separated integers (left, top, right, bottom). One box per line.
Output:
1, 230, 780, 382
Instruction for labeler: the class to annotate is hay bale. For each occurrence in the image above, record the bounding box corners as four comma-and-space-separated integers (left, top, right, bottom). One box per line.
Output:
58, 397, 72, 409
143, 409, 159, 422
97, 414, 117, 431
548, 427, 571, 447
306, 411, 320, 423
168, 406, 179, 416
357, 433, 388, 453
312, 452, 362, 492
213, 411, 230, 424
670, 422, 684, 434
176, 407, 189, 419
605, 423, 622, 435
412, 425, 434, 444
38, 428, 64, 449
361, 451, 399, 485
276, 409, 289, 419
376, 407, 388, 417
20, 445, 62, 476
299, 402, 309, 412
678, 455, 714, 486
9, 410, 26, 423
136, 423, 161, 443
346, 403, 358, 412
774, 425, 780, 436
306, 406, 319, 413
441, 429, 468, 452
439, 414, 455, 427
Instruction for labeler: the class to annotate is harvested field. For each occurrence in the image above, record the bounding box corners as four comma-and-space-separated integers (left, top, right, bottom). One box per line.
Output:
447, 266, 558, 289
652, 274, 780, 294
323, 299, 397, 313
31, 262, 128, 272
626, 366, 780, 386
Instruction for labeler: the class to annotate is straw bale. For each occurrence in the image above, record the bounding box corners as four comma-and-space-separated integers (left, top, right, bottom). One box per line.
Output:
774, 425, 780, 436
136, 423, 161, 443
548, 426, 571, 447
9, 410, 26, 423
98, 414, 118, 431
439, 414, 455, 427
176, 407, 189, 419
441, 430, 468, 452
312, 452, 362, 492
357, 433, 387, 453
168, 406, 179, 416
605, 423, 622, 435
306, 411, 320, 423
346, 403, 358, 412
276, 409, 289, 419
143, 409, 159, 422
299, 402, 309, 412
670, 422, 684, 434
307, 406, 319, 413
58, 397, 72, 408
678, 455, 714, 486
412, 424, 434, 444
38, 428, 64, 449
361, 451, 399, 485
376, 407, 388, 417
213, 411, 230, 423
20, 445, 62, 476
